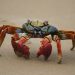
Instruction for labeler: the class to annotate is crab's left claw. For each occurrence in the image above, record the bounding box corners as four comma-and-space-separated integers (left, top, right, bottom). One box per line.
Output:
0, 28, 7, 47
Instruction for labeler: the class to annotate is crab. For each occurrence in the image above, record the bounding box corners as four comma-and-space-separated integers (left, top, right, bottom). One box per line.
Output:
0, 20, 75, 63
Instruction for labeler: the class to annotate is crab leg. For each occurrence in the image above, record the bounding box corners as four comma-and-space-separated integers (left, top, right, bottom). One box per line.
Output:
0, 28, 8, 46
53, 35, 62, 64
